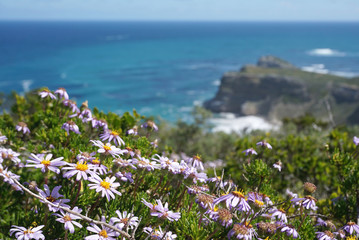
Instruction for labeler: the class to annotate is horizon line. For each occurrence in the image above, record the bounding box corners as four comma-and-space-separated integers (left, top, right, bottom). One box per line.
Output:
0, 19, 359, 23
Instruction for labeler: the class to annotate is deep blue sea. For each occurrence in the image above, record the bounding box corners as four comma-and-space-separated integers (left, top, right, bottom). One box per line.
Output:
0, 21, 358, 122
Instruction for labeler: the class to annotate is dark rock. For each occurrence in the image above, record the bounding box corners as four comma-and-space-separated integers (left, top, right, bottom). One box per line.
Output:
204, 56, 359, 124
332, 84, 359, 103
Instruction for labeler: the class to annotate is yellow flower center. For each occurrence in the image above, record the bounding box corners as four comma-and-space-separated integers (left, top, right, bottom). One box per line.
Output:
100, 181, 111, 189
92, 159, 100, 165
23, 229, 34, 234
103, 145, 112, 151
99, 229, 108, 238
232, 190, 245, 198
120, 218, 129, 224
46, 195, 56, 202
63, 215, 72, 222
255, 199, 264, 207
347, 236, 358, 240
76, 162, 88, 171
41, 160, 51, 167
111, 130, 119, 136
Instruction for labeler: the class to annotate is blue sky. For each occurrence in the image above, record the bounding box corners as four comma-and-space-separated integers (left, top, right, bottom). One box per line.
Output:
0, 0, 358, 21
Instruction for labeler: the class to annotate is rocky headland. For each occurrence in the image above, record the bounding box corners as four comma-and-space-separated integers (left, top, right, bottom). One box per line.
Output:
204, 56, 359, 125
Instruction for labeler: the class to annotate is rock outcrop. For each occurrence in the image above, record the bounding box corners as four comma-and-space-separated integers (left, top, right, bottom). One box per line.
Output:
204, 56, 359, 124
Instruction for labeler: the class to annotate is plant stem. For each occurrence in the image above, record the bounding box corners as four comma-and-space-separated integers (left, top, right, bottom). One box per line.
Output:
72, 181, 81, 207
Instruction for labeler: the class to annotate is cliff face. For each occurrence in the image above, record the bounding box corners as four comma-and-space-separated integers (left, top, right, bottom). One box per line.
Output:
204, 56, 359, 124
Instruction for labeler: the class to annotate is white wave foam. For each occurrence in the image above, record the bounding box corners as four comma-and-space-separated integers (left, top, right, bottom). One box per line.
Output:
302, 64, 358, 77
212, 79, 221, 86
210, 114, 279, 134
193, 100, 202, 106
307, 48, 346, 57
21, 79, 32, 93
302, 64, 329, 74
330, 71, 358, 78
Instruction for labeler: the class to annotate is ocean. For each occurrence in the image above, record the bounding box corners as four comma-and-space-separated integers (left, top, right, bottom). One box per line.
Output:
0, 21, 358, 127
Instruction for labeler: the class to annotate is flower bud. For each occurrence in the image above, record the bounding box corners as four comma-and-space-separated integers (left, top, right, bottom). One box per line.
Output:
304, 182, 317, 193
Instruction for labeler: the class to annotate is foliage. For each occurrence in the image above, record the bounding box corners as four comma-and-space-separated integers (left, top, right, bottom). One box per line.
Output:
1, 89, 359, 239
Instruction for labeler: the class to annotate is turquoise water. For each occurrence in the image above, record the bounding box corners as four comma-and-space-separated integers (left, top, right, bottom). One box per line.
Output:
0, 21, 358, 121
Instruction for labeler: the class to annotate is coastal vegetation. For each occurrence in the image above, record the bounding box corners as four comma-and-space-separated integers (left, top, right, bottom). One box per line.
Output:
1, 88, 359, 240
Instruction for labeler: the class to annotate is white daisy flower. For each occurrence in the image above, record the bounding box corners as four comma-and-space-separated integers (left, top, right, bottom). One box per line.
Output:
111, 210, 139, 230
54, 207, 83, 233
88, 175, 121, 201
26, 153, 66, 174
63, 160, 96, 181
91, 140, 126, 158
85, 216, 117, 240
9, 225, 45, 240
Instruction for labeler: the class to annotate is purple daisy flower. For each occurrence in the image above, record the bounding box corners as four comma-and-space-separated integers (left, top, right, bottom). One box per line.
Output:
273, 161, 282, 172
62, 121, 81, 135
54, 207, 83, 233
16, 122, 30, 134
0, 134, 7, 143
213, 190, 251, 212
342, 221, 359, 235
256, 140, 272, 149
211, 208, 233, 228
113, 157, 136, 169
1, 167, 20, 185
316, 218, 337, 231
115, 171, 134, 183
37, 184, 70, 212
281, 225, 299, 238
228, 223, 256, 240
78, 107, 92, 123
89, 158, 108, 175
1, 148, 22, 164
354, 136, 359, 146
242, 148, 258, 156
76, 151, 96, 162
187, 155, 204, 171
247, 192, 266, 209
141, 120, 158, 131
315, 231, 336, 240
270, 208, 288, 223
152, 154, 180, 173
62, 100, 80, 113
143, 226, 177, 240
195, 193, 215, 210
127, 126, 138, 135
54, 87, 69, 100
184, 167, 208, 184
150, 199, 181, 222
39, 88, 57, 100
291, 196, 317, 211
133, 156, 161, 171
100, 129, 125, 146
